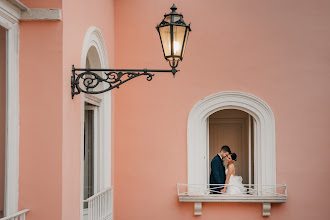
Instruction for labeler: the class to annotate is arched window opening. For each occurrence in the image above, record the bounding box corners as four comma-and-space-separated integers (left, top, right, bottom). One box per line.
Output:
187, 91, 276, 188
83, 46, 103, 208
80, 27, 112, 220
208, 109, 254, 185
181, 92, 286, 216
85, 45, 105, 96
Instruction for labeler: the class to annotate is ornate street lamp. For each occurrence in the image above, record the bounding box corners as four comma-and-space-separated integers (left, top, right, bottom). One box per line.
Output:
156, 4, 191, 72
71, 4, 191, 99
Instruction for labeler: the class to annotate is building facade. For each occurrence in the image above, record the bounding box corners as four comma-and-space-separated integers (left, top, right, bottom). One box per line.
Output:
0, 0, 330, 220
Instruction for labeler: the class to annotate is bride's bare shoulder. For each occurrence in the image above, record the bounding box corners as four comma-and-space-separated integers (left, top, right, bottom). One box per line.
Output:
228, 163, 235, 170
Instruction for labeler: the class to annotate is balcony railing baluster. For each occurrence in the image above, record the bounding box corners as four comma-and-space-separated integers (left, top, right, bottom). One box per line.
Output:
84, 187, 113, 220
0, 210, 29, 220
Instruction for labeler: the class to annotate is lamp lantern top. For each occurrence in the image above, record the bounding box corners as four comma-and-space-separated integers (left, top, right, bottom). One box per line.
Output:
156, 4, 191, 74
170, 4, 177, 12
169, 4, 179, 15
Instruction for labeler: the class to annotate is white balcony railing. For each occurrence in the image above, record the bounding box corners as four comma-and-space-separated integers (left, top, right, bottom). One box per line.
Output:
177, 184, 287, 216
84, 187, 113, 220
178, 183, 287, 197
0, 209, 29, 220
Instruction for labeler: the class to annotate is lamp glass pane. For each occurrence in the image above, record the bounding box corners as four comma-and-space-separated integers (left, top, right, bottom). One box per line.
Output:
164, 15, 171, 23
181, 28, 189, 59
159, 26, 171, 58
173, 15, 181, 22
173, 26, 186, 58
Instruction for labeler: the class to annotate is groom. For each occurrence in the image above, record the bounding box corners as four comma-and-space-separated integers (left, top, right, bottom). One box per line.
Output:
210, 145, 231, 194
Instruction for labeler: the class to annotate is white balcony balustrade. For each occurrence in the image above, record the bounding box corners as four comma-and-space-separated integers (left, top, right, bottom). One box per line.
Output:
0, 209, 29, 220
177, 184, 287, 216
84, 187, 113, 220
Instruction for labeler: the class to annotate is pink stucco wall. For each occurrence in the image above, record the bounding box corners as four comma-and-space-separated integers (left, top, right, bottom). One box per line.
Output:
18, 1, 63, 220
9, 0, 330, 219
62, 0, 115, 220
16, 0, 116, 219
0, 26, 6, 218
113, 0, 330, 219
20, 0, 60, 8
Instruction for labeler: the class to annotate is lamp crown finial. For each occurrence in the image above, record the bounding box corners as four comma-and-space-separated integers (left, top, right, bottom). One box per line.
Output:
170, 4, 177, 12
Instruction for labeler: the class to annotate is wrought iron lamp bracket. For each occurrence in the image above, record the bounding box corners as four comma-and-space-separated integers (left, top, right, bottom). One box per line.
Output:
71, 65, 178, 99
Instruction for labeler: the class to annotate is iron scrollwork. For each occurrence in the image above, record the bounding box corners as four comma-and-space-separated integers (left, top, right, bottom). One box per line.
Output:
71, 65, 177, 99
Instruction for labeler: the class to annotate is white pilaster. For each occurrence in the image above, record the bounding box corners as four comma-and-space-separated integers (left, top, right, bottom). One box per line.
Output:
4, 22, 19, 217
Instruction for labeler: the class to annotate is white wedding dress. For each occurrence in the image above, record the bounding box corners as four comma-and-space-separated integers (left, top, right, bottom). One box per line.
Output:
225, 169, 247, 195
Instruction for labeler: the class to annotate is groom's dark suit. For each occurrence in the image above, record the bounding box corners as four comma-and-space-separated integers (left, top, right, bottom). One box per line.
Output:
210, 154, 226, 193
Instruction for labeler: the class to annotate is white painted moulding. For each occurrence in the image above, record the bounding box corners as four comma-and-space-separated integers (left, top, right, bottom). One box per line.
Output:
21, 8, 61, 21
187, 91, 276, 189
263, 203, 271, 217
79, 26, 112, 220
178, 195, 287, 203
194, 203, 202, 216
185, 91, 281, 217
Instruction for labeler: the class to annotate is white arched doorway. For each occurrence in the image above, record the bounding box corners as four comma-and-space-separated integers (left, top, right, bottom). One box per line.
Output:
80, 27, 112, 220
187, 91, 276, 188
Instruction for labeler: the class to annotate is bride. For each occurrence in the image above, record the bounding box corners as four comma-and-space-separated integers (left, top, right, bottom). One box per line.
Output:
224, 153, 247, 195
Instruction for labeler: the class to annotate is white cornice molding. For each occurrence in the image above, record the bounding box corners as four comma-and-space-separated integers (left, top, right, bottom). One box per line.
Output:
21, 8, 61, 21
1, 0, 61, 21
0, 0, 21, 24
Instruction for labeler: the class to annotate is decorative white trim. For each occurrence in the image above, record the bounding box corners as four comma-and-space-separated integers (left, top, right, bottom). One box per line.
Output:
0, 209, 29, 220
190, 201, 275, 216
0, 1, 20, 28
84, 94, 101, 107
1, 0, 60, 22
80, 27, 109, 72
0, 2, 20, 215
21, 8, 61, 21
80, 27, 111, 220
0, 1, 21, 23
187, 91, 276, 188
188, 199, 279, 216
177, 182, 287, 215
4, 23, 20, 217
194, 202, 202, 216
180, 196, 286, 203
263, 203, 271, 216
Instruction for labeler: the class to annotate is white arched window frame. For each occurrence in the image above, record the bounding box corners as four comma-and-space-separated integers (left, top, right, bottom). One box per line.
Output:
187, 91, 276, 188
80, 27, 112, 220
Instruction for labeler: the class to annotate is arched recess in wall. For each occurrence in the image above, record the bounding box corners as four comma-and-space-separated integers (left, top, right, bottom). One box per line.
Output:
187, 91, 276, 187
80, 26, 112, 209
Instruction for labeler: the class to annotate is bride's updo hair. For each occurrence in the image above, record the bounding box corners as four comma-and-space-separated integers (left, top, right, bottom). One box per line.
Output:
231, 153, 237, 161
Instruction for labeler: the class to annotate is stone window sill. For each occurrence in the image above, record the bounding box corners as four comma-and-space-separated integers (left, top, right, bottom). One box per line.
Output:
177, 184, 287, 216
